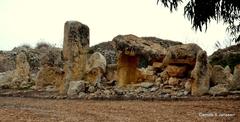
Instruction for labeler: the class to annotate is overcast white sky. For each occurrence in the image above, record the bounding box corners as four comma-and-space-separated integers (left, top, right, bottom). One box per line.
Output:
0, 0, 230, 55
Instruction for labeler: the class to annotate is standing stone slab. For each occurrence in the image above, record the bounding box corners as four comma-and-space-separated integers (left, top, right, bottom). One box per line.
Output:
191, 50, 211, 96
63, 21, 89, 81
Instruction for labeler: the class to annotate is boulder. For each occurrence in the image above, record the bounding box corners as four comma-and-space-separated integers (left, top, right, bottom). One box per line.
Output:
209, 84, 229, 96
137, 66, 156, 82
67, 80, 86, 96
35, 65, 64, 92
85, 52, 106, 83
209, 44, 240, 71
63, 21, 89, 82
162, 43, 202, 67
105, 64, 117, 82
116, 53, 139, 86
113, 34, 167, 61
211, 65, 231, 85
165, 65, 188, 77
168, 77, 180, 86
231, 64, 240, 90
0, 71, 14, 89
11, 52, 30, 89
191, 50, 211, 96
224, 65, 233, 83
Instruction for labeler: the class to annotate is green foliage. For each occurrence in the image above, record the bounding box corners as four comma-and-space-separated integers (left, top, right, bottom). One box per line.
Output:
157, 0, 240, 42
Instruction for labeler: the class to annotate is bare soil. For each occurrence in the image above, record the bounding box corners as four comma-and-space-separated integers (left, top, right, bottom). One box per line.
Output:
0, 97, 239, 122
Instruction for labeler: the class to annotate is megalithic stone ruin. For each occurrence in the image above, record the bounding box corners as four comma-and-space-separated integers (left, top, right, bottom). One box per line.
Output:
62, 21, 89, 93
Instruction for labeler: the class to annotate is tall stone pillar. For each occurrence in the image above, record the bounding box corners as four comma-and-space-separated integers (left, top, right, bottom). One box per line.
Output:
62, 21, 89, 93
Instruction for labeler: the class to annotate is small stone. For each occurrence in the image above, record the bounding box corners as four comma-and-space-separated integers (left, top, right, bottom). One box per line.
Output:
67, 80, 86, 96
139, 82, 154, 88
150, 87, 159, 92
114, 88, 124, 95
88, 86, 96, 93
184, 80, 191, 91
168, 77, 180, 86
209, 84, 229, 96
45, 85, 57, 92
78, 92, 86, 99
135, 87, 148, 93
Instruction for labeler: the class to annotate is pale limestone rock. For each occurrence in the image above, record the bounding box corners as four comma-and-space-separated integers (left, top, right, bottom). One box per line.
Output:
63, 21, 89, 82
231, 64, 240, 90
191, 50, 211, 96
162, 43, 202, 67
67, 80, 86, 96
209, 84, 229, 96
11, 52, 30, 89
165, 65, 188, 77
85, 52, 106, 84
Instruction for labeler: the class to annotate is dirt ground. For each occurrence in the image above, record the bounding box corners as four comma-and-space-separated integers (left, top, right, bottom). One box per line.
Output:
0, 97, 239, 122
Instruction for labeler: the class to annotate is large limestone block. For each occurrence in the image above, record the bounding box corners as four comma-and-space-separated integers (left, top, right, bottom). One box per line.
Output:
211, 65, 231, 85
35, 66, 64, 91
67, 80, 86, 96
113, 34, 167, 62
63, 21, 89, 81
105, 64, 118, 82
191, 50, 211, 96
11, 52, 30, 88
84, 52, 106, 84
162, 43, 202, 67
117, 53, 139, 86
231, 64, 240, 90
165, 65, 188, 77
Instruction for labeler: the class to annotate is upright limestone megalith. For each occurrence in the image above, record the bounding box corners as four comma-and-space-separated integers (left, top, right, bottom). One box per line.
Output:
11, 52, 30, 88
63, 21, 89, 92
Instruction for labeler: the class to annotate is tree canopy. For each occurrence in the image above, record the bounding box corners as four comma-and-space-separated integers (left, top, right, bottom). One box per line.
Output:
157, 0, 240, 42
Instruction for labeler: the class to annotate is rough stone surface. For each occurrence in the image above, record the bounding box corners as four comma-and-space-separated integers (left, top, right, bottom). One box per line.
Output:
191, 50, 211, 96
162, 43, 202, 67
105, 64, 117, 82
117, 53, 139, 86
63, 21, 89, 82
67, 80, 86, 96
231, 64, 240, 90
113, 34, 167, 62
35, 66, 64, 91
165, 65, 188, 77
168, 77, 180, 86
209, 43, 240, 71
209, 84, 229, 96
211, 65, 230, 85
11, 52, 30, 89
85, 52, 106, 83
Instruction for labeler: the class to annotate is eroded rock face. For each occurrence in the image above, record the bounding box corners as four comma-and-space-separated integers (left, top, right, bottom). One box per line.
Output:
105, 64, 117, 82
191, 50, 211, 96
67, 80, 86, 96
63, 21, 89, 82
165, 65, 188, 77
11, 52, 30, 89
211, 65, 231, 85
113, 34, 167, 62
35, 66, 64, 91
85, 52, 106, 84
162, 43, 202, 67
117, 53, 139, 86
35, 50, 65, 93
231, 64, 240, 90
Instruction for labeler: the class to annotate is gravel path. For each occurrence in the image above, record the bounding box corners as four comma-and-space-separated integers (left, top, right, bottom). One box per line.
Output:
0, 97, 239, 122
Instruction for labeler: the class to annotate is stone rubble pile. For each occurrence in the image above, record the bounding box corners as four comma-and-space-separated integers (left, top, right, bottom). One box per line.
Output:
0, 21, 240, 99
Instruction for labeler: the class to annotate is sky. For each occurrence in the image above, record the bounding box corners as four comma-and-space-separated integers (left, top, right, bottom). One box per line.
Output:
0, 0, 230, 55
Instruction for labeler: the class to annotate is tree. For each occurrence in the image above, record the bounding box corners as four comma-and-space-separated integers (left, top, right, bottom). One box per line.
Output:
157, 0, 240, 42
